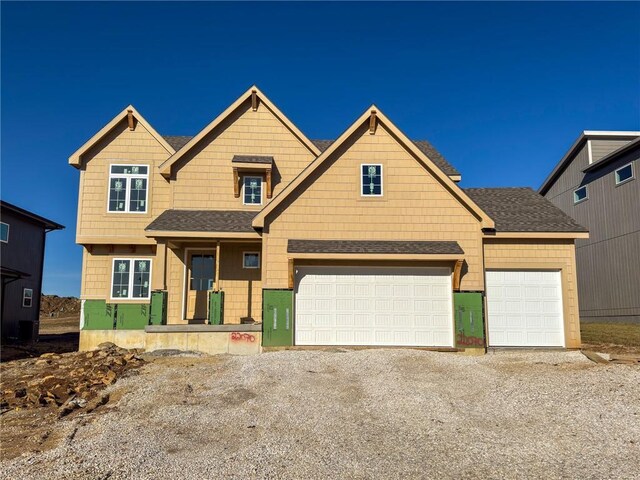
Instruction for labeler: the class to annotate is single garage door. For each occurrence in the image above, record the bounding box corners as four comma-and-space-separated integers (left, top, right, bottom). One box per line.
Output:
294, 266, 453, 347
486, 270, 565, 347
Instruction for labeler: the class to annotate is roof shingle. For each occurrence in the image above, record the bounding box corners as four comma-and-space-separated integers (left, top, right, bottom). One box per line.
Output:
288, 239, 464, 255
232, 155, 274, 164
464, 187, 588, 233
146, 210, 257, 233
163, 135, 193, 152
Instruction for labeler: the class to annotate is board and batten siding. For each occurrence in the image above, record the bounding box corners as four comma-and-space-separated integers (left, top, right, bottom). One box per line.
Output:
170, 98, 316, 211
543, 142, 640, 323
76, 119, 172, 243
483, 239, 581, 348
0, 210, 47, 338
262, 122, 485, 291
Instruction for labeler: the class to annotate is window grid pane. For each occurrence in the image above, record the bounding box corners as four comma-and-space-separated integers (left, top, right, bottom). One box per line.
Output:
109, 177, 128, 212
112, 260, 131, 298
244, 177, 262, 204
132, 260, 151, 298
129, 178, 147, 212
361, 165, 382, 195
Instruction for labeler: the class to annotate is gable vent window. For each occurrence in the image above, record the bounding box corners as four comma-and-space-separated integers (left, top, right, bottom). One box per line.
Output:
573, 186, 588, 204
243, 176, 263, 205
615, 163, 634, 185
361, 164, 383, 196
108, 165, 149, 213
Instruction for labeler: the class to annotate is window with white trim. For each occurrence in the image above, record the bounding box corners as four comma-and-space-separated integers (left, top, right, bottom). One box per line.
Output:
361, 164, 383, 196
243, 252, 260, 269
0, 222, 8, 243
111, 259, 152, 300
243, 176, 263, 205
573, 186, 588, 204
108, 165, 149, 213
22, 288, 33, 308
615, 163, 634, 185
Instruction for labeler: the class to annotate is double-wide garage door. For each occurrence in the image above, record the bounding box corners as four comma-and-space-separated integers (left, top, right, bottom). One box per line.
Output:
295, 266, 453, 347
486, 270, 565, 347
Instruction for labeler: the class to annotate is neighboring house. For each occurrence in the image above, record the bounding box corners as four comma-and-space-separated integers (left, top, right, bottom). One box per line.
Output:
0, 201, 64, 342
540, 131, 640, 324
70, 86, 587, 354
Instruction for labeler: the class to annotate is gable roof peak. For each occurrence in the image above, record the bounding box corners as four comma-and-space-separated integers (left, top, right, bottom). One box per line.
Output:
68, 104, 175, 168
158, 86, 321, 177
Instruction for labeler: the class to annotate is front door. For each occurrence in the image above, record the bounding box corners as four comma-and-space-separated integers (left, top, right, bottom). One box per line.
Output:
186, 252, 215, 321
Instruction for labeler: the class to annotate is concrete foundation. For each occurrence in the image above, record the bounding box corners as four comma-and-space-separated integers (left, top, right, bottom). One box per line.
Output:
79, 324, 262, 355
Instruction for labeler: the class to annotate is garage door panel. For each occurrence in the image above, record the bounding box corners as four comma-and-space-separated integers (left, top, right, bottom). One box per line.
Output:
487, 270, 564, 347
295, 266, 453, 347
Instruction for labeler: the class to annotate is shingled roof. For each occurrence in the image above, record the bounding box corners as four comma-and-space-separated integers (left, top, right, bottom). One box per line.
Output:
146, 210, 257, 233
288, 239, 464, 255
163, 136, 193, 152
464, 187, 588, 233
163, 136, 459, 177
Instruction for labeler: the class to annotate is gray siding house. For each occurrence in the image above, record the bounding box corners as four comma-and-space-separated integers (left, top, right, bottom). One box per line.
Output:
540, 131, 640, 324
0, 201, 64, 342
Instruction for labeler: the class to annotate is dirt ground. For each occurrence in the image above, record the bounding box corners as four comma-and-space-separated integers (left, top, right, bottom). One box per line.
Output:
1, 316, 80, 363
0, 349, 638, 479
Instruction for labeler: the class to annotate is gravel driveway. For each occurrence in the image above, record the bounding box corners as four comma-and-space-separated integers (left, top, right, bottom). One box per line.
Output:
1, 349, 639, 479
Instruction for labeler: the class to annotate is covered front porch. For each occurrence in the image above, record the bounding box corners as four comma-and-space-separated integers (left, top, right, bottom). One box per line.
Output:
146, 209, 263, 326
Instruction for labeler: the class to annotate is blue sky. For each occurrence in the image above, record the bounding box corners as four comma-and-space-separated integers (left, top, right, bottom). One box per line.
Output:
2, 2, 639, 297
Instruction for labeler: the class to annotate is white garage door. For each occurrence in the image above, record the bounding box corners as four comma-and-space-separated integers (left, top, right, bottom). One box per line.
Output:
295, 266, 453, 347
486, 270, 565, 347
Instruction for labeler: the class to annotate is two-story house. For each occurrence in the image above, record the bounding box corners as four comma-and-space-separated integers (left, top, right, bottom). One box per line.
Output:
0, 200, 64, 342
70, 86, 587, 354
540, 131, 640, 324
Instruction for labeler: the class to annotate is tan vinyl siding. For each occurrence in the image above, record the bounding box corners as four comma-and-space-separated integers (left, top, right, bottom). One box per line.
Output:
483, 239, 581, 348
80, 245, 156, 303
76, 120, 171, 242
263, 123, 484, 291
171, 99, 316, 210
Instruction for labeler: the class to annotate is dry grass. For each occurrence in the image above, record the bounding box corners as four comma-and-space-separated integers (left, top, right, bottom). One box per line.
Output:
581, 322, 640, 354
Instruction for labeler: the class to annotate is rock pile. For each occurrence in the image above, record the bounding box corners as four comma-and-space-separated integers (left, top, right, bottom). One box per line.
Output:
0, 343, 144, 417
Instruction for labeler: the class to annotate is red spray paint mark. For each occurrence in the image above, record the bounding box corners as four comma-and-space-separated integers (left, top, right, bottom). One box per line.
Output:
456, 333, 484, 347
231, 332, 256, 343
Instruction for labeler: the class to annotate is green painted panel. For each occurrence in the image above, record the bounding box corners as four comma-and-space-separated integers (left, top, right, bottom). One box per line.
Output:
454, 292, 485, 348
83, 300, 115, 330
150, 291, 168, 326
262, 289, 293, 346
116, 304, 150, 330
208, 291, 224, 325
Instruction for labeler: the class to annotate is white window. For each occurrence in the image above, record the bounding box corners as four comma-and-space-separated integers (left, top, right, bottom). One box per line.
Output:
573, 186, 588, 204
22, 288, 33, 308
615, 163, 634, 185
0, 222, 8, 243
243, 252, 260, 269
361, 164, 383, 196
108, 165, 149, 213
111, 259, 152, 300
243, 176, 263, 205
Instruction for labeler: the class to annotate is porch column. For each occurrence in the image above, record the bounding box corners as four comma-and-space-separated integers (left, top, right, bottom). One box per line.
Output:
214, 241, 221, 291
152, 239, 167, 290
